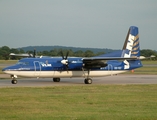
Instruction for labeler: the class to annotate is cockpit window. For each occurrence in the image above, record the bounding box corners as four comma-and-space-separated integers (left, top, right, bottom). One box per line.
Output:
16, 62, 29, 65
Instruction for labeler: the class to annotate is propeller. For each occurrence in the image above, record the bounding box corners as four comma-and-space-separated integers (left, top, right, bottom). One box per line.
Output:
60, 51, 69, 71
33, 49, 36, 58
27, 49, 36, 58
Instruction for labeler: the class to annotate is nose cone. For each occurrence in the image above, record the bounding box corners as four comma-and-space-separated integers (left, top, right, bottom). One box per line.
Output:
2, 67, 8, 74
2, 65, 18, 73
2, 66, 11, 73
2, 67, 6, 71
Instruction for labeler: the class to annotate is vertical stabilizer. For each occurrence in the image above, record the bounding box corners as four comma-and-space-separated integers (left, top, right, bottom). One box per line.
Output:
122, 26, 140, 58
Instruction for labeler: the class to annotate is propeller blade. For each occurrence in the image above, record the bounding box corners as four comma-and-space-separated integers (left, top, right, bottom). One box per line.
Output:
65, 51, 69, 59
59, 50, 70, 72
33, 49, 36, 58
60, 50, 70, 73
60, 51, 64, 59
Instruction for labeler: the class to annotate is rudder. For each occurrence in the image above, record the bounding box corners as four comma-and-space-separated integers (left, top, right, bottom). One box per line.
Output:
122, 26, 140, 58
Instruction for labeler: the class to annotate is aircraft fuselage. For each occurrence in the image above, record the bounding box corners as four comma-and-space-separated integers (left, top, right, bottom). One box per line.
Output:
3, 57, 131, 78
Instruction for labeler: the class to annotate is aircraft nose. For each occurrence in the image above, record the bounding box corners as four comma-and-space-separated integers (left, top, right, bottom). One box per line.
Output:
2, 66, 17, 74
2, 67, 8, 72
2, 68, 6, 71
2, 66, 13, 72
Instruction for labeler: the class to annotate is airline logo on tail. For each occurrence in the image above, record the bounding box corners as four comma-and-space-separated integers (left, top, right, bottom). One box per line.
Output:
122, 26, 140, 70
123, 26, 140, 58
131, 34, 139, 57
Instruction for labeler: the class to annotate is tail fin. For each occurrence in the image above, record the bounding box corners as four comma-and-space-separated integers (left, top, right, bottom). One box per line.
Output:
122, 26, 140, 58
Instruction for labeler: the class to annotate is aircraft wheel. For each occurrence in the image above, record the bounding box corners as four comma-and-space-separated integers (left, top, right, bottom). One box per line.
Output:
84, 78, 92, 84
11, 80, 17, 84
53, 78, 60, 82
84, 79, 87, 84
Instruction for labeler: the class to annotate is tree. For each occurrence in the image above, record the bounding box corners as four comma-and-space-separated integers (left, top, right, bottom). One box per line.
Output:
10, 48, 20, 54
74, 50, 84, 57
140, 49, 157, 60
95, 51, 105, 56
84, 50, 94, 57
1, 46, 10, 52
50, 49, 59, 56
0, 46, 10, 60
19, 49, 25, 53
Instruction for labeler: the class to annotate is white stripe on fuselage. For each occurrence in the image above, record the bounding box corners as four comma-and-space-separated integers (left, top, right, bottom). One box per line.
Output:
4, 70, 128, 78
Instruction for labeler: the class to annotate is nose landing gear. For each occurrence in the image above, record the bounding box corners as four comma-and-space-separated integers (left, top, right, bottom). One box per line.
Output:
11, 79, 17, 84
11, 75, 18, 84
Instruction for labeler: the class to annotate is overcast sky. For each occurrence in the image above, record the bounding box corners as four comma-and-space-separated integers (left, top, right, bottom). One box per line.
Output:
0, 0, 157, 50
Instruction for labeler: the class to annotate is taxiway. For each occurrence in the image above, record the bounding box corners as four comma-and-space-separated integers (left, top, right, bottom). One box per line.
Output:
0, 74, 157, 87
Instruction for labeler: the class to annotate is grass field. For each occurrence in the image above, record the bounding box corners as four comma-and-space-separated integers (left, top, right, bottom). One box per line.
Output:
0, 60, 18, 64
0, 85, 157, 120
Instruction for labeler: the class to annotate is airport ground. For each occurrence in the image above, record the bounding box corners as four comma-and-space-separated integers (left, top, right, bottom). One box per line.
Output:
0, 60, 157, 119
0, 75, 157, 87
0, 60, 157, 87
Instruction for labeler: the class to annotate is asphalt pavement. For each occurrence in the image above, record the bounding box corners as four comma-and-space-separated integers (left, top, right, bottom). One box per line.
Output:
0, 74, 157, 87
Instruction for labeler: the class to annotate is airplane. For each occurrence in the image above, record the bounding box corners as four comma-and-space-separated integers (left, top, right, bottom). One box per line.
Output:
9, 49, 37, 58
2, 26, 143, 84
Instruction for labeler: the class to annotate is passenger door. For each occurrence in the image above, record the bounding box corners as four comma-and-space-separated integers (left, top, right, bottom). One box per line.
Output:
34, 61, 41, 77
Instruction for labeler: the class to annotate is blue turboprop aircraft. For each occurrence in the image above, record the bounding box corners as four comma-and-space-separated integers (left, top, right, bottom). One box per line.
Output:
3, 26, 143, 84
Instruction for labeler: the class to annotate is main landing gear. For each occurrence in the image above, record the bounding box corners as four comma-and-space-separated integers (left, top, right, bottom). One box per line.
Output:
11, 75, 17, 84
82, 68, 92, 84
84, 78, 92, 84
53, 78, 60, 82
52, 77, 92, 84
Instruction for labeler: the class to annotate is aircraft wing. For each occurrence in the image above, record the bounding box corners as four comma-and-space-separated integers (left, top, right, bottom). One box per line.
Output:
82, 56, 138, 61
82, 57, 138, 68
9, 53, 32, 57
9, 53, 44, 58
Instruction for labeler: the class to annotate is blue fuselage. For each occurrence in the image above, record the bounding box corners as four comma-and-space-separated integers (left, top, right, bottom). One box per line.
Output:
2, 57, 142, 78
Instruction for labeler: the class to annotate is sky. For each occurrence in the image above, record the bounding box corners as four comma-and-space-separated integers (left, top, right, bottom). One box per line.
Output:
0, 0, 157, 50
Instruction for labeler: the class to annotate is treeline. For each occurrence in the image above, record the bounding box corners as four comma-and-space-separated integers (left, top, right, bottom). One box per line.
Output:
0, 46, 24, 60
0, 46, 105, 60
0, 46, 157, 60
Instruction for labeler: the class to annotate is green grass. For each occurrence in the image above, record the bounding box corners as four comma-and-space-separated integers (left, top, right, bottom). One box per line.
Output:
134, 67, 157, 74
123, 66, 157, 75
0, 85, 157, 120
141, 60, 157, 65
0, 60, 17, 64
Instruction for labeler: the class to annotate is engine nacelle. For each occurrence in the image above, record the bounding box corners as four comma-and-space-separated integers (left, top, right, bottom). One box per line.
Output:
84, 62, 108, 69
